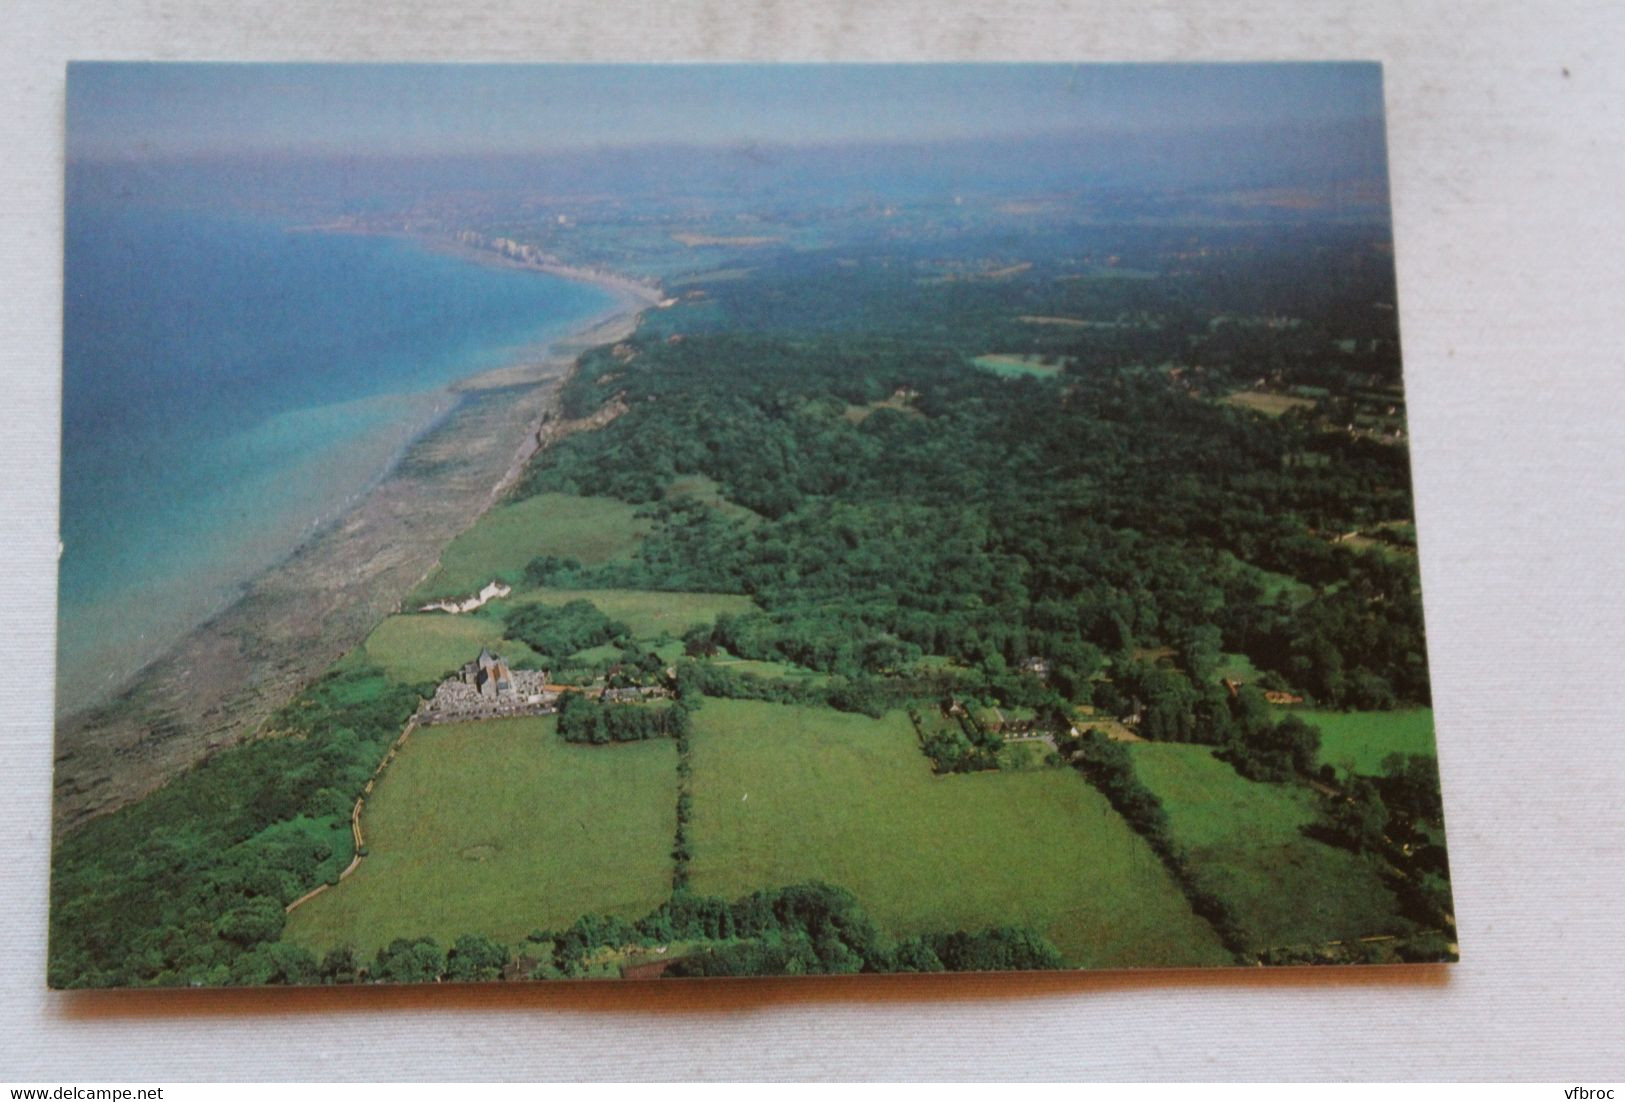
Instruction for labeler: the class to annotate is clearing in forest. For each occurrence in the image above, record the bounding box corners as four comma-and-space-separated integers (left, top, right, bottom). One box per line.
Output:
505, 587, 756, 640
283, 716, 677, 956
1220, 390, 1318, 417
665, 474, 763, 523
1129, 742, 1407, 952
665, 267, 757, 287
685, 698, 1228, 968
1291, 707, 1438, 775
700, 651, 830, 688
971, 353, 1066, 379
842, 395, 922, 424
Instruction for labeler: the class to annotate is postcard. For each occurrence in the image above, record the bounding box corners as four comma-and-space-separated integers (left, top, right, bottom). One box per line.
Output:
51, 62, 1455, 987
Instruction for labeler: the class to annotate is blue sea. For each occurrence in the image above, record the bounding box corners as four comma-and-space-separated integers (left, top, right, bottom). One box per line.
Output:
59, 204, 617, 708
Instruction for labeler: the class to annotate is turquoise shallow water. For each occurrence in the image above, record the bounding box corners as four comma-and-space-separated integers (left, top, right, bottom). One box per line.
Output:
59, 203, 617, 707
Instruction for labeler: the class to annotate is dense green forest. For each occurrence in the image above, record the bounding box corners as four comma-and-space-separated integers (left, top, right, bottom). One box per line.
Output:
49, 666, 427, 987
523, 251, 1429, 719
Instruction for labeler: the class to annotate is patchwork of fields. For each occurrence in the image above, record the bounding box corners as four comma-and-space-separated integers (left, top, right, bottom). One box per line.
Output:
286, 488, 1427, 968
1129, 742, 1407, 952
685, 699, 1229, 968
376, 487, 755, 688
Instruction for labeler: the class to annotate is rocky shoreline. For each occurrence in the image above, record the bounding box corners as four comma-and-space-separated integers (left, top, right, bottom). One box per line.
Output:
52, 290, 645, 836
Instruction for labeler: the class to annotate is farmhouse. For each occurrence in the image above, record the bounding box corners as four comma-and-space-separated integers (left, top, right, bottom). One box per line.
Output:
1263, 690, 1305, 706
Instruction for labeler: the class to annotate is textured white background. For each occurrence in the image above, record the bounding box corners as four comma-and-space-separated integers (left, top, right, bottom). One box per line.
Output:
3, 0, 1623, 1082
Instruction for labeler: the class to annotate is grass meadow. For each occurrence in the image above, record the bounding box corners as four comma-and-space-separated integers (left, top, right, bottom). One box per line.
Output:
1293, 707, 1438, 775
971, 353, 1065, 379
665, 474, 764, 524
703, 651, 831, 687
362, 612, 544, 684
1220, 390, 1319, 416
685, 699, 1228, 968
283, 716, 676, 955
411, 492, 651, 601
508, 587, 756, 640
1129, 742, 1406, 952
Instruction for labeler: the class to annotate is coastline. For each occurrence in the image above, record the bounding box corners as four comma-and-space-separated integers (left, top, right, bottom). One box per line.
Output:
53, 254, 651, 835
291, 221, 666, 310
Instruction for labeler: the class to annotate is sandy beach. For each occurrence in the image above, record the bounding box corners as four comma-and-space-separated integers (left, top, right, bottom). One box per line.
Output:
292, 222, 667, 310
52, 275, 647, 835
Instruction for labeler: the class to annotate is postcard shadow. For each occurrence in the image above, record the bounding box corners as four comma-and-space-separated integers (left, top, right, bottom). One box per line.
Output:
55, 962, 1450, 1023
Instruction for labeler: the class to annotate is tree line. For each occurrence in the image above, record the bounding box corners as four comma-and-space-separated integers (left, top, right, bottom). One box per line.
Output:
1059, 729, 1251, 956
49, 665, 428, 988
555, 691, 689, 744
133, 882, 1068, 985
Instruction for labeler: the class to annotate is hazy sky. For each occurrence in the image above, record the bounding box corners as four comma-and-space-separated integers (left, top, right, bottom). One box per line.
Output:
68, 62, 1384, 160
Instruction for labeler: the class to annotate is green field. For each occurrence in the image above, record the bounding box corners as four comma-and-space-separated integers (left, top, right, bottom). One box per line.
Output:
283, 716, 677, 955
362, 613, 544, 684
971, 353, 1065, 379
509, 587, 755, 640
1220, 390, 1318, 417
412, 493, 652, 602
1290, 707, 1438, 775
567, 642, 627, 667
686, 699, 1227, 968
1220, 552, 1315, 606
704, 652, 831, 687
1129, 742, 1406, 952
996, 741, 1053, 772
666, 474, 762, 524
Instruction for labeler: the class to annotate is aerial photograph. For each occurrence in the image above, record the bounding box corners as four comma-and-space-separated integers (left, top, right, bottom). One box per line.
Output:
51, 62, 1455, 987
